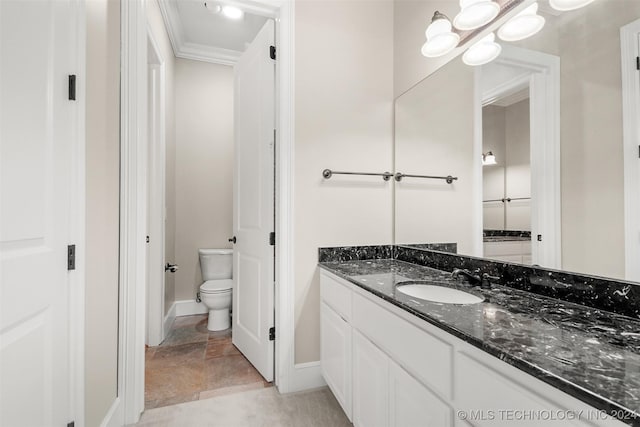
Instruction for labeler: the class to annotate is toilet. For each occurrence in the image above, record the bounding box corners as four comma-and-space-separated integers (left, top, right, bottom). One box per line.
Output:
198, 248, 233, 331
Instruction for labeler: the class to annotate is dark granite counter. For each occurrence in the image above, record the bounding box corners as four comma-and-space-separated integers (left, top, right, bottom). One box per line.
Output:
483, 230, 532, 242
483, 236, 531, 242
319, 257, 640, 425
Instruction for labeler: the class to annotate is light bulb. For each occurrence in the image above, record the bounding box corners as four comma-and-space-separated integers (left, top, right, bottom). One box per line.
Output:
498, 2, 545, 42
549, 0, 595, 11
463, 33, 502, 66
221, 5, 244, 20
482, 151, 497, 166
422, 12, 460, 58
453, 0, 500, 31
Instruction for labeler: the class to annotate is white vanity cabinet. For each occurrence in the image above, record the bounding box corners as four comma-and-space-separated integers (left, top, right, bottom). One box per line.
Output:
483, 240, 532, 264
320, 301, 352, 420
320, 269, 627, 427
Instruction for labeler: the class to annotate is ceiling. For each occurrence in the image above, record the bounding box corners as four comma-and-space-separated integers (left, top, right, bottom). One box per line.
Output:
158, 0, 272, 65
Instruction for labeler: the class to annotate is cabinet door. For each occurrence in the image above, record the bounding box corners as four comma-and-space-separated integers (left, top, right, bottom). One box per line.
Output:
353, 330, 389, 427
389, 360, 453, 427
321, 302, 352, 420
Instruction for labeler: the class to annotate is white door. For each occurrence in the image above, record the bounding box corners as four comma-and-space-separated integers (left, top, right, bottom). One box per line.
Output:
1, 1, 80, 426
232, 19, 275, 382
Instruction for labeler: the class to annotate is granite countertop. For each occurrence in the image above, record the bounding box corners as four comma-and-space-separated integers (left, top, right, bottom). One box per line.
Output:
483, 236, 532, 242
319, 258, 640, 425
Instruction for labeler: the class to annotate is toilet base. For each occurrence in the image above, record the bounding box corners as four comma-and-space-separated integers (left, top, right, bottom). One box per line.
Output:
207, 308, 230, 331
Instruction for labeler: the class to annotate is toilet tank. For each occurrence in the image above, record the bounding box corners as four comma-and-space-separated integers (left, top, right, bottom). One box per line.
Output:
198, 249, 233, 280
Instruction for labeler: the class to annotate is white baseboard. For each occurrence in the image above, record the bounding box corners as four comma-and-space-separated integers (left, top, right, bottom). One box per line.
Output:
100, 397, 123, 427
288, 361, 326, 393
163, 302, 176, 340
175, 299, 208, 317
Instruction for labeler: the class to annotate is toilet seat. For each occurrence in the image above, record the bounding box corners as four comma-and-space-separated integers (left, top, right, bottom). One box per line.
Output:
200, 279, 233, 294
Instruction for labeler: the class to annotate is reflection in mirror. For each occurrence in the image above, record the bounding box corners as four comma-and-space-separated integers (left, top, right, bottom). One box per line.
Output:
482, 91, 532, 265
395, 0, 640, 282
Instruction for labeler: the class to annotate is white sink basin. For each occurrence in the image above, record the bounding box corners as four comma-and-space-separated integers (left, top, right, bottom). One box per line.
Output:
396, 284, 484, 304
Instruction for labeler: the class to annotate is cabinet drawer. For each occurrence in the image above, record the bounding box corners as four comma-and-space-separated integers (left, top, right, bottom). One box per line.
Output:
455, 352, 594, 427
321, 271, 352, 321
352, 292, 453, 400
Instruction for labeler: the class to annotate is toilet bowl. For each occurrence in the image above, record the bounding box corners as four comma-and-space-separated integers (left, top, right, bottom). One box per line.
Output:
198, 249, 233, 331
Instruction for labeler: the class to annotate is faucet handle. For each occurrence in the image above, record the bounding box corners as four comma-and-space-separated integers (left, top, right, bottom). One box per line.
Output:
481, 272, 500, 288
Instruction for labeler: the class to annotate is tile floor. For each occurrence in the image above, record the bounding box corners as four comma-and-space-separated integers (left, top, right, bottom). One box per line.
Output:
135, 386, 352, 427
145, 315, 271, 409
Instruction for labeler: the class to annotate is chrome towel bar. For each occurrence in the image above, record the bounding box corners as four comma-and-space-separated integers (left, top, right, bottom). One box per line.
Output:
322, 169, 393, 181
394, 172, 458, 184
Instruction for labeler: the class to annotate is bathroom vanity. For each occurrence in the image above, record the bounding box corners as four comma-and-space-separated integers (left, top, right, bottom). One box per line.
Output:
318, 246, 640, 426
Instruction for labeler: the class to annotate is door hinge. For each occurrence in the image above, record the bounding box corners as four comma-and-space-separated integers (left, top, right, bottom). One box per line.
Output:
270, 45, 276, 60
269, 232, 275, 246
269, 327, 275, 341
68, 75, 76, 100
67, 245, 76, 270
638, 145, 640, 158
636, 56, 639, 70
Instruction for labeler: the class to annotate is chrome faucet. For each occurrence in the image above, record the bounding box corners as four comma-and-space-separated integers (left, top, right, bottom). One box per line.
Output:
451, 268, 482, 285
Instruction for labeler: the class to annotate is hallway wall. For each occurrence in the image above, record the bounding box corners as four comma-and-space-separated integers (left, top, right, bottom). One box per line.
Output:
174, 59, 234, 301
85, 0, 120, 425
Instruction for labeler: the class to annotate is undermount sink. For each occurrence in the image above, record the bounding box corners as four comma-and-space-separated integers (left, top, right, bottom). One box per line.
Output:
396, 282, 484, 304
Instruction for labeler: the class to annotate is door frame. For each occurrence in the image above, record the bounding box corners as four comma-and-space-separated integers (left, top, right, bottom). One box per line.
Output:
621, 19, 640, 282
70, 0, 87, 424
118, 0, 298, 423
145, 26, 167, 347
474, 45, 561, 268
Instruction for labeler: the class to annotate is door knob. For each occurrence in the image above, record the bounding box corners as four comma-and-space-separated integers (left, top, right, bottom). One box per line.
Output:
229, 236, 236, 244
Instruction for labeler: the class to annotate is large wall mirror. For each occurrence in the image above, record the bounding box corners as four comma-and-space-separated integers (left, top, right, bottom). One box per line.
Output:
394, 0, 640, 282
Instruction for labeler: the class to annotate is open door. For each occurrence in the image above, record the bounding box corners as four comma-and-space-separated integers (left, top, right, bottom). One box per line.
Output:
232, 19, 276, 382
1, 0, 80, 425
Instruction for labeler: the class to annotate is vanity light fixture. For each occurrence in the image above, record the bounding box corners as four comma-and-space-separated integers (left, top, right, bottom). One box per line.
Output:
463, 33, 502, 66
549, 0, 595, 11
421, 12, 460, 58
498, 2, 545, 42
453, 0, 500, 31
482, 151, 497, 165
204, 2, 244, 20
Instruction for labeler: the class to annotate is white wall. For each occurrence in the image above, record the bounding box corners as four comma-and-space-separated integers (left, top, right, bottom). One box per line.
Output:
504, 99, 530, 230
174, 59, 234, 301
482, 105, 506, 230
147, 0, 177, 314
395, 57, 476, 251
85, 0, 120, 425
294, 0, 395, 363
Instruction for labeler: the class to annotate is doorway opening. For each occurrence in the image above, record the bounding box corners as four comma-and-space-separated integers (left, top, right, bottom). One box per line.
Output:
481, 87, 533, 265
474, 45, 561, 269
143, 7, 276, 410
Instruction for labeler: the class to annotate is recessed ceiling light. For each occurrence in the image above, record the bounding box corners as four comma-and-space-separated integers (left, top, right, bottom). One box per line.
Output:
221, 5, 244, 20
453, 0, 500, 31
498, 2, 545, 42
203, 2, 244, 20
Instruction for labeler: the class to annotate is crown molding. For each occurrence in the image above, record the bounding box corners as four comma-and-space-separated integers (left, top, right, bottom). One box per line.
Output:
157, 0, 271, 66
176, 42, 241, 66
